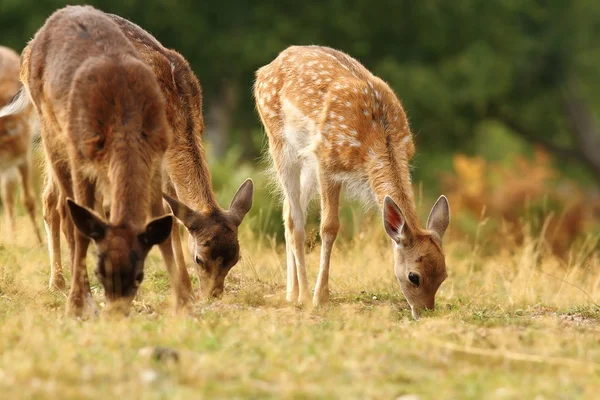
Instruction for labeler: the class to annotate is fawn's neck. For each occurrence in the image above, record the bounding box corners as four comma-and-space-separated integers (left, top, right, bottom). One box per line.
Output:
165, 140, 219, 213
368, 146, 421, 233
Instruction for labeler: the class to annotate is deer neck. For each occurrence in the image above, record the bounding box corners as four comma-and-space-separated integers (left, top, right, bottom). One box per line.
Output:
165, 140, 220, 213
108, 156, 153, 228
368, 149, 421, 233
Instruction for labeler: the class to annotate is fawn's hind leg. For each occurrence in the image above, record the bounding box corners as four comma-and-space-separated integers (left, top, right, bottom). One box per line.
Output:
271, 150, 315, 306
43, 173, 65, 290
18, 155, 43, 244
0, 172, 16, 240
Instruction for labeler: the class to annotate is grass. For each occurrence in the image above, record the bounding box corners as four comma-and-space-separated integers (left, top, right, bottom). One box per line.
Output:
1, 178, 600, 399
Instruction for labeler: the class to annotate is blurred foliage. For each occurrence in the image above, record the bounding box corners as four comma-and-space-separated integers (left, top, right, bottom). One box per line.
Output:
1, 0, 600, 182
442, 149, 600, 257
2, 0, 600, 245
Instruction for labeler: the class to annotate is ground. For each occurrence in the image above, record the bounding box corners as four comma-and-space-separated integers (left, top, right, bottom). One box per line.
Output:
0, 193, 599, 399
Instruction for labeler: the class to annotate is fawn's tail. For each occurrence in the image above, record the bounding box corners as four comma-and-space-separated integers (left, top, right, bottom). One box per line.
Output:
0, 86, 31, 118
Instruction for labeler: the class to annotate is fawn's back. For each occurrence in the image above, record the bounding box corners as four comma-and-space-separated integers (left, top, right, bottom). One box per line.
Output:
254, 46, 415, 182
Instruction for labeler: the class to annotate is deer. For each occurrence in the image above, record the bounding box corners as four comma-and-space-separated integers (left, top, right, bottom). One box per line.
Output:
0, 45, 42, 244
254, 45, 450, 319
106, 13, 254, 299
0, 5, 188, 316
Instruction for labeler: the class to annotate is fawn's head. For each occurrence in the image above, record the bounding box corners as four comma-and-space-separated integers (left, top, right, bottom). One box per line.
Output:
383, 195, 450, 319
163, 179, 254, 298
67, 199, 173, 309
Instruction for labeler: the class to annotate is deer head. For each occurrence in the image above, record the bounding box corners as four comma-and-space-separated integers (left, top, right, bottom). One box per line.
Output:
383, 195, 450, 319
163, 179, 254, 298
67, 198, 173, 307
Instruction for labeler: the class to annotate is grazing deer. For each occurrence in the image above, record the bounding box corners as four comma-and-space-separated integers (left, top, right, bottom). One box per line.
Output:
0, 5, 187, 315
254, 46, 450, 318
0, 45, 42, 243
105, 13, 254, 299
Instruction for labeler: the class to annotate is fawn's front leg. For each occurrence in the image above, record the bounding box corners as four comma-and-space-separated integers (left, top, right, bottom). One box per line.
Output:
66, 175, 95, 317
153, 179, 192, 312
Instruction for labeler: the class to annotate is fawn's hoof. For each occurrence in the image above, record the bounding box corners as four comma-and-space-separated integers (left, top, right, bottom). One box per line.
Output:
49, 275, 66, 291
313, 290, 329, 307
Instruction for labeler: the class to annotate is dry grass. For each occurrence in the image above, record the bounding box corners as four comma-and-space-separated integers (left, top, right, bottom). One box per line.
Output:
1, 174, 599, 399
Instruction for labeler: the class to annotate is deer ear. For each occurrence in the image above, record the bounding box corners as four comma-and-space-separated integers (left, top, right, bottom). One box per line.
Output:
228, 178, 254, 226
383, 196, 410, 245
426, 195, 450, 240
162, 193, 196, 228
67, 198, 107, 241
139, 215, 173, 247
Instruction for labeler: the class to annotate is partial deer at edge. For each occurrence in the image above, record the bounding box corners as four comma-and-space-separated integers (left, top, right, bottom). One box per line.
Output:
254, 45, 450, 319
0, 45, 42, 244
0, 5, 187, 316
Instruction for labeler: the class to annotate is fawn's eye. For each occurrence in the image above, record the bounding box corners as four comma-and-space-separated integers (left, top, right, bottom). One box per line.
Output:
416, 256, 423, 263
408, 272, 420, 286
195, 255, 206, 268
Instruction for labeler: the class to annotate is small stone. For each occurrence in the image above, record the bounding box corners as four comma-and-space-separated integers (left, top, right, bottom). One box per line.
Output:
395, 395, 420, 400
138, 346, 180, 363
140, 368, 158, 384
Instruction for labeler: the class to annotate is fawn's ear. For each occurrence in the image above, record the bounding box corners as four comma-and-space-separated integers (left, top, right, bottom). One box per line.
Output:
67, 198, 107, 241
162, 193, 196, 228
228, 178, 254, 226
382, 196, 411, 246
139, 215, 173, 247
426, 195, 450, 241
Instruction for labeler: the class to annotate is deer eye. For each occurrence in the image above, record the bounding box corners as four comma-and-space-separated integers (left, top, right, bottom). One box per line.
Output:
408, 272, 420, 286
416, 256, 423, 263
195, 255, 206, 269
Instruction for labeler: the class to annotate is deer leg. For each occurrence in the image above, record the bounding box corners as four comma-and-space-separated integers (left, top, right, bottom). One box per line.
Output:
152, 180, 192, 312
313, 173, 341, 307
164, 183, 193, 295
66, 175, 95, 317
282, 199, 299, 302
17, 158, 43, 244
39, 125, 76, 279
280, 165, 312, 306
0, 172, 16, 241
43, 174, 65, 290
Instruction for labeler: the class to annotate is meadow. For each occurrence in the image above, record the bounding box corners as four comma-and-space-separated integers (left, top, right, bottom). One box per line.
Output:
0, 150, 599, 400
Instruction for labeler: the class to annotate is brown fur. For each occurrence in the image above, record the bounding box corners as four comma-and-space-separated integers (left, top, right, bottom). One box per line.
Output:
104, 13, 254, 299
12, 5, 189, 316
0, 45, 42, 243
255, 46, 450, 317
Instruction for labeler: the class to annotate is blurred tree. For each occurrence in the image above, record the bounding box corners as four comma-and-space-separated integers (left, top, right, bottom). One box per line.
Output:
0, 0, 598, 184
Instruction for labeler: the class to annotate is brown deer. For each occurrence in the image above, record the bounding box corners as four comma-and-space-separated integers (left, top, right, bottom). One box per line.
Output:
254, 46, 450, 319
0, 5, 188, 316
0, 45, 42, 243
106, 13, 254, 299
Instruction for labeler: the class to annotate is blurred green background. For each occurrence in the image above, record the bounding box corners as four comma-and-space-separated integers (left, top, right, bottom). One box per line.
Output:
1, 0, 599, 250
